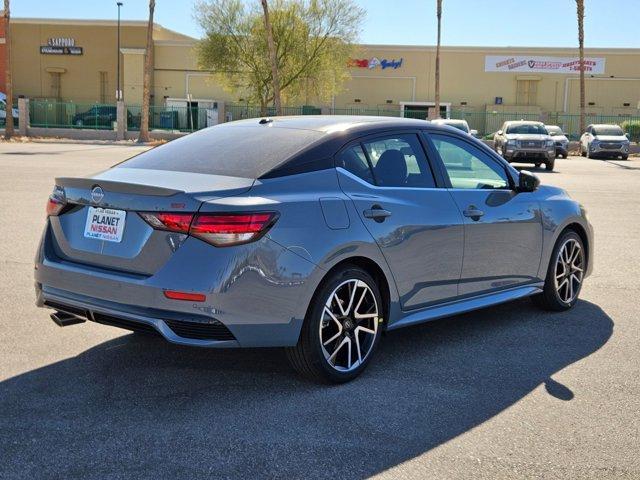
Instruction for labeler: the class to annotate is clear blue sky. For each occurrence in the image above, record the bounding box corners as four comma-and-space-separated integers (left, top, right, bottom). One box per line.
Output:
10, 0, 640, 48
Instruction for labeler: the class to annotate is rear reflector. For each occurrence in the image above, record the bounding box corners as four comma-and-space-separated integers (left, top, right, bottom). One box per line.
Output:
163, 290, 207, 302
139, 211, 278, 247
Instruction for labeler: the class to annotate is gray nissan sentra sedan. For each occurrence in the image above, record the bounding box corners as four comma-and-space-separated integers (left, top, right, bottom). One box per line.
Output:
35, 116, 593, 383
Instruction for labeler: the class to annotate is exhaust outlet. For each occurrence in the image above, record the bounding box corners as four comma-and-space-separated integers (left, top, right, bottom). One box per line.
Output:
50, 311, 86, 327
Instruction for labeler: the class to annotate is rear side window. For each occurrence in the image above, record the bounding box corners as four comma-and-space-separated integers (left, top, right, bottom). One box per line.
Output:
362, 134, 435, 188
337, 145, 374, 184
119, 125, 323, 178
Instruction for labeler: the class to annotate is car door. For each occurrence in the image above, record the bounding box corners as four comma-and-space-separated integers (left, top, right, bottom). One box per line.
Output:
425, 132, 543, 297
336, 131, 464, 309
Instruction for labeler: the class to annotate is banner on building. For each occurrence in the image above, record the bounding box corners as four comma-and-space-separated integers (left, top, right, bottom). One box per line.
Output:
485, 55, 605, 74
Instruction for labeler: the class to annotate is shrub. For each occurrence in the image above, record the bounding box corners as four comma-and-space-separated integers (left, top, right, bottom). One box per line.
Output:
621, 120, 640, 142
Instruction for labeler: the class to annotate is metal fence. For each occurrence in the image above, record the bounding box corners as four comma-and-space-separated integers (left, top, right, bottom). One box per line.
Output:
29, 100, 119, 130
24, 99, 640, 141
126, 105, 219, 132
225, 104, 322, 121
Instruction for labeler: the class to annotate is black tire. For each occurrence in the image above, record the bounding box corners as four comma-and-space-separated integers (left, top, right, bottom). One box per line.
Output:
532, 230, 585, 311
622, 155, 629, 160
535, 163, 541, 169
581, 146, 587, 157
545, 160, 555, 171
286, 266, 384, 383
562, 153, 568, 159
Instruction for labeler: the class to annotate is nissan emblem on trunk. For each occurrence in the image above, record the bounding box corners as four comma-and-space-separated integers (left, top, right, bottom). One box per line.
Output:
91, 186, 104, 204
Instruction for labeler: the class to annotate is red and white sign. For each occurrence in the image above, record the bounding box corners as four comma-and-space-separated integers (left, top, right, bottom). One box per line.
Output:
485, 55, 605, 74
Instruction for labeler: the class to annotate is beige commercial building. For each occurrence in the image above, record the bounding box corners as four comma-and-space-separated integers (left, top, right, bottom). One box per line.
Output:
2, 17, 640, 126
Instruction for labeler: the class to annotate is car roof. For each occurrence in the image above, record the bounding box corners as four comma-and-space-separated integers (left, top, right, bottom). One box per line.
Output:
218, 115, 466, 178
129, 115, 473, 180
224, 115, 431, 133
589, 123, 622, 128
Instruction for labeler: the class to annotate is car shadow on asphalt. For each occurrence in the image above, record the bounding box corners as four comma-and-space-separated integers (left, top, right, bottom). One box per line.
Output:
0, 299, 612, 479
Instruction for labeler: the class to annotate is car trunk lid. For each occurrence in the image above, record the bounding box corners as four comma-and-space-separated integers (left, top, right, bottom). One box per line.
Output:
49, 169, 254, 275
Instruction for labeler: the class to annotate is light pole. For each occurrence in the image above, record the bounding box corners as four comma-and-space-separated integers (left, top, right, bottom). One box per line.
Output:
116, 2, 123, 101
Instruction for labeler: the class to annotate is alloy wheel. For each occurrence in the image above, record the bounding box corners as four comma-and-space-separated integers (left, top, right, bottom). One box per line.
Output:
554, 238, 584, 304
319, 279, 379, 372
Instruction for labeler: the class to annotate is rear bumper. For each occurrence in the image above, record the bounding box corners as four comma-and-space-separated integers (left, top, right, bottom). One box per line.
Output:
35, 223, 319, 348
37, 286, 241, 347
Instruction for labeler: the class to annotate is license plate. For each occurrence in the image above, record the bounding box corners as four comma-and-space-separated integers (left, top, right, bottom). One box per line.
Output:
84, 207, 126, 243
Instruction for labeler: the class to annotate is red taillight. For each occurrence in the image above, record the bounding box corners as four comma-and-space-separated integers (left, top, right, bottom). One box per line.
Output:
139, 211, 278, 247
190, 212, 278, 246
138, 212, 194, 233
163, 290, 206, 302
46, 196, 66, 216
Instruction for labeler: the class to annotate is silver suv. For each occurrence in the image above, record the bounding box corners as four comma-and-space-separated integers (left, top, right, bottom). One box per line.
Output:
494, 121, 556, 171
580, 124, 630, 160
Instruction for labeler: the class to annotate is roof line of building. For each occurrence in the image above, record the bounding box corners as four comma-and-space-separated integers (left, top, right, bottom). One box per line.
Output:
358, 43, 640, 53
7, 18, 640, 53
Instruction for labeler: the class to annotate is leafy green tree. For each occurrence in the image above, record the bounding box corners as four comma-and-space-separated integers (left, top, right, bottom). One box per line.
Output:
194, 0, 364, 114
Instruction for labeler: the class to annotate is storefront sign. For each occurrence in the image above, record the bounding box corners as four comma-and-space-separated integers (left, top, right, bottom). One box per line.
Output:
40, 37, 83, 55
349, 57, 403, 70
485, 55, 605, 74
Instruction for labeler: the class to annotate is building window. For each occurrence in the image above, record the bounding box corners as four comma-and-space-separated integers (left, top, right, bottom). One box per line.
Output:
99, 71, 109, 104
49, 72, 61, 99
516, 80, 538, 106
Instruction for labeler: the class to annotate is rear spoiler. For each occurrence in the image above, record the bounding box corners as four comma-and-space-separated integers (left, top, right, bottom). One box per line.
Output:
55, 177, 182, 197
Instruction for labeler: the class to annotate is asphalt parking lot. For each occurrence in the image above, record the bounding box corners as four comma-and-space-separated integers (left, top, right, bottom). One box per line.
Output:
0, 141, 639, 479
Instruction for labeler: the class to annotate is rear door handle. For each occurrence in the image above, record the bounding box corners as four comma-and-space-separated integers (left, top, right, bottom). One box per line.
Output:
463, 206, 484, 220
363, 205, 392, 223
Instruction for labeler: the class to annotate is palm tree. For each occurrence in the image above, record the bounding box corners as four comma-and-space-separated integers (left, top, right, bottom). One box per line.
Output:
260, 0, 282, 116
138, 0, 155, 143
433, 0, 443, 119
576, 0, 586, 135
4, 0, 14, 139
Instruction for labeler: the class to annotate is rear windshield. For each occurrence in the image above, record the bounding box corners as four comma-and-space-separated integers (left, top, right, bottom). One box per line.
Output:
593, 126, 624, 136
506, 124, 547, 135
119, 125, 323, 178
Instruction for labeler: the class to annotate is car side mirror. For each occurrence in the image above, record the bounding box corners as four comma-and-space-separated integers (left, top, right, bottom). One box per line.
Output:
625, 133, 630, 140
549, 132, 556, 136
497, 130, 503, 135
518, 170, 540, 192
470, 129, 479, 137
